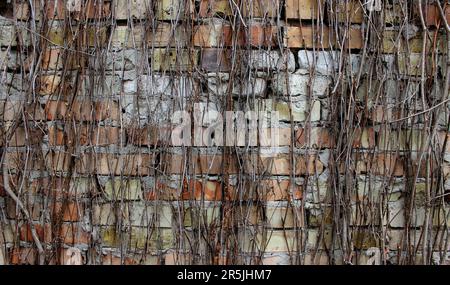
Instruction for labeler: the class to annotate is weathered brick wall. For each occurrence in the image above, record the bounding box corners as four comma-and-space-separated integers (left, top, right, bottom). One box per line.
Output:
0, 0, 449, 265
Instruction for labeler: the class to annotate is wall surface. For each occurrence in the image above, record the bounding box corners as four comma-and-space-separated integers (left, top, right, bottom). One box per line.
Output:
0, 0, 450, 265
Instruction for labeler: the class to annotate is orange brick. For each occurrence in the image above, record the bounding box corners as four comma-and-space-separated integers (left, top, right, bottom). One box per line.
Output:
38, 75, 61, 96
286, 26, 363, 49
260, 128, 292, 147
101, 253, 138, 265
296, 127, 334, 148
3, 151, 45, 173
70, 100, 96, 122
194, 23, 278, 47
80, 126, 121, 146
242, 0, 280, 18
356, 153, 404, 177
352, 128, 375, 149
48, 125, 66, 146
42, 48, 63, 70
45, 150, 72, 172
42, 48, 83, 70
247, 24, 278, 47
333, 0, 364, 23
245, 153, 324, 175
59, 248, 84, 265
193, 23, 234, 47
83, 0, 111, 19
147, 180, 180, 201
285, 26, 333, 49
95, 101, 120, 121
45, 100, 67, 121
45, 0, 66, 20
182, 178, 222, 201
285, 0, 321, 20
165, 154, 221, 174
59, 223, 90, 245
127, 125, 172, 146
253, 179, 303, 201
438, 131, 450, 153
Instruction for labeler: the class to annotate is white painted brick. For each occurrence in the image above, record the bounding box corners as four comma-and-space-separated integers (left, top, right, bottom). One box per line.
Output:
129, 202, 173, 228
298, 50, 338, 75
247, 50, 295, 72
206, 73, 267, 97
272, 70, 331, 96
139, 74, 197, 97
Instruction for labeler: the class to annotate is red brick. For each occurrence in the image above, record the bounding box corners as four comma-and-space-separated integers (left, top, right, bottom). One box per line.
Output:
182, 178, 222, 201
420, 4, 450, 27
19, 223, 53, 244
52, 201, 82, 222
10, 247, 37, 265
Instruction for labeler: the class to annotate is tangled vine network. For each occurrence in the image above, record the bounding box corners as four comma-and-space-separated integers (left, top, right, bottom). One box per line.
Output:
0, 0, 450, 265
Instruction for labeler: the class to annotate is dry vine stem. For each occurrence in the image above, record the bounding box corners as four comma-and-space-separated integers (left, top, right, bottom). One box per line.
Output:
0, 0, 450, 265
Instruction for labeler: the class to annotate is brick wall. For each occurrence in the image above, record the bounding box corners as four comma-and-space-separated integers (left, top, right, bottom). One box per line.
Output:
0, 0, 449, 265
